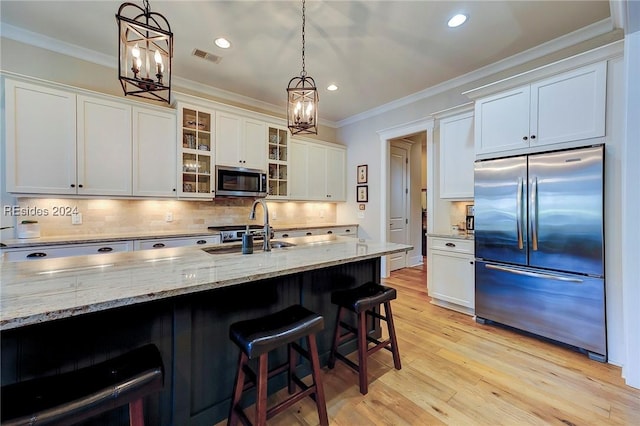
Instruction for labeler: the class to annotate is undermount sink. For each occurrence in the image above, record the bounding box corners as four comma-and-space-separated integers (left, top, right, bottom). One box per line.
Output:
202, 240, 296, 255
269, 241, 296, 249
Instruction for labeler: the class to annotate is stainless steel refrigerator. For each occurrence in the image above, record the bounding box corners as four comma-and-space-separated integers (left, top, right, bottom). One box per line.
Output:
474, 145, 606, 361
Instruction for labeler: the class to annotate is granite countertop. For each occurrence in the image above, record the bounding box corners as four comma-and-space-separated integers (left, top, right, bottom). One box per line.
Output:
427, 232, 475, 240
0, 235, 408, 331
0, 223, 359, 249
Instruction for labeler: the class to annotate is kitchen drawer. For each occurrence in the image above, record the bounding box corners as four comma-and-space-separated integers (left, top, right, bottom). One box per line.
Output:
3, 241, 133, 262
133, 235, 220, 250
428, 237, 474, 254
274, 226, 358, 239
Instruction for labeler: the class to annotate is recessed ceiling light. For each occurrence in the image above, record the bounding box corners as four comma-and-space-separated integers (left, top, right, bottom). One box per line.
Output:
327, 84, 338, 91
447, 14, 467, 28
214, 37, 231, 49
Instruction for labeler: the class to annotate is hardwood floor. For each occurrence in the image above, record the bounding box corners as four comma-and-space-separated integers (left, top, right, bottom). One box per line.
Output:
221, 264, 640, 425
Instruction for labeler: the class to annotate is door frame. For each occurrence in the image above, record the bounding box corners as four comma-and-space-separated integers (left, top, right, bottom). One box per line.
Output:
377, 117, 434, 277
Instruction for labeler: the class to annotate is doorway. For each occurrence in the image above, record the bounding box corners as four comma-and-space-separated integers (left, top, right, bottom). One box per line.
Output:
388, 142, 409, 271
377, 118, 434, 277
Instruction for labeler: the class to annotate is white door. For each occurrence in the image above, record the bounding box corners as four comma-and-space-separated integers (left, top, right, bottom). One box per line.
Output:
389, 145, 408, 270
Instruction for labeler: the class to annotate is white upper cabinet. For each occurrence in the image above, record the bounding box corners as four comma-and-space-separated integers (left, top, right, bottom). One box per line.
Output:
5, 80, 77, 194
133, 107, 177, 197
289, 139, 346, 201
474, 62, 606, 156
436, 107, 475, 199
5, 78, 177, 197
325, 146, 346, 201
77, 95, 132, 196
215, 111, 267, 170
289, 139, 308, 199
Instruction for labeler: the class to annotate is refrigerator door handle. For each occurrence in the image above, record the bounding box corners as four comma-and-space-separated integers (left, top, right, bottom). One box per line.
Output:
531, 176, 539, 251
485, 264, 584, 283
516, 177, 524, 250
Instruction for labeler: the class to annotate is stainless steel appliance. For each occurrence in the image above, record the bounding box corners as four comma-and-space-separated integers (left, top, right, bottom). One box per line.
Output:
208, 225, 266, 243
215, 166, 267, 197
474, 144, 606, 361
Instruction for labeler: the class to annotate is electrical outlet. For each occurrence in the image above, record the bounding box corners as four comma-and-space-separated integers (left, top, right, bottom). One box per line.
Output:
271, 210, 277, 220
165, 212, 173, 222
319, 209, 325, 218
357, 211, 365, 219
71, 213, 82, 225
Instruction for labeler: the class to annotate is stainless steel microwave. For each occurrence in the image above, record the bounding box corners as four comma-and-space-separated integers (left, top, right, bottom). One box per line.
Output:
215, 166, 267, 197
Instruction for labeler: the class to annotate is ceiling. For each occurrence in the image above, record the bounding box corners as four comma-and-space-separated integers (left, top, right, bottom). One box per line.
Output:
0, 1, 613, 125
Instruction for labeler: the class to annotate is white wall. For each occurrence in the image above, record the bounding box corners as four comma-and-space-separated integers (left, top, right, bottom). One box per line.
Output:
622, 28, 640, 387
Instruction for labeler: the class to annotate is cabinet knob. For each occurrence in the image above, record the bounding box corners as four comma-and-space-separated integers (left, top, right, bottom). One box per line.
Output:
152, 243, 166, 248
530, 135, 536, 140
97, 247, 113, 253
445, 242, 456, 247
522, 136, 528, 141
78, 184, 83, 188
70, 184, 75, 188
470, 261, 474, 265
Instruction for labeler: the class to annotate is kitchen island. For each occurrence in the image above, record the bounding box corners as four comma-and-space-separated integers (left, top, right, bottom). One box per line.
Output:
1, 235, 410, 425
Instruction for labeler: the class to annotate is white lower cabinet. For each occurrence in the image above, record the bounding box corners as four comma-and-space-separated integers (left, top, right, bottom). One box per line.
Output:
133, 235, 220, 250
427, 236, 475, 315
3, 241, 133, 262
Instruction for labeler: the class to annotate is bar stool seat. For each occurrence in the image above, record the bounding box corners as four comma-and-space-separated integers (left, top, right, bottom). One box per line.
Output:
1, 344, 164, 426
328, 282, 401, 395
228, 304, 329, 426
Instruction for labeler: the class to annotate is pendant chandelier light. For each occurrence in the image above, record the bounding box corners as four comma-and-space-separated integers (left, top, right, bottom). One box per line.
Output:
287, 0, 319, 135
116, 0, 173, 104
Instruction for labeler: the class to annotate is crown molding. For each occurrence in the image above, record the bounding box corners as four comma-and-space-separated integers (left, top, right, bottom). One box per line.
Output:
337, 18, 615, 128
1, 23, 114, 68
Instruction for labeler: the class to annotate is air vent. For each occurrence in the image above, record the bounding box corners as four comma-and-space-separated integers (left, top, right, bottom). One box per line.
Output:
192, 48, 222, 64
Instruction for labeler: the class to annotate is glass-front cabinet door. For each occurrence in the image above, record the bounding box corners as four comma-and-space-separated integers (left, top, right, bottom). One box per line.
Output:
178, 104, 214, 198
267, 126, 289, 199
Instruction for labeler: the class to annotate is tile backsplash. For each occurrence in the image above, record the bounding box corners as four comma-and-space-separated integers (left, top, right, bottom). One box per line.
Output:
2, 198, 337, 238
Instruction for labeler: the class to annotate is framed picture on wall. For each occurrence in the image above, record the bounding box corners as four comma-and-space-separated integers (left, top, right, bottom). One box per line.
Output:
356, 185, 368, 202
357, 164, 368, 184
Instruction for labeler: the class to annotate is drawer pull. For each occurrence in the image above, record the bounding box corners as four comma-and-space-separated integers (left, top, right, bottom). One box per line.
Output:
97, 247, 113, 253
152, 243, 166, 248
445, 242, 456, 247
26, 252, 47, 258
306, 232, 313, 236
282, 233, 289, 238
345, 229, 351, 233
327, 230, 333, 234
196, 240, 207, 245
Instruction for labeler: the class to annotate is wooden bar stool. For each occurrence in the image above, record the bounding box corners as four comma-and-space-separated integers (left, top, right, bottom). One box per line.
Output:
327, 282, 401, 395
228, 304, 329, 426
0, 344, 164, 426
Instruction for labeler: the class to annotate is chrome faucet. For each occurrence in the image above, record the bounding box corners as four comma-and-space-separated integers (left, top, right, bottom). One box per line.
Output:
249, 198, 271, 252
